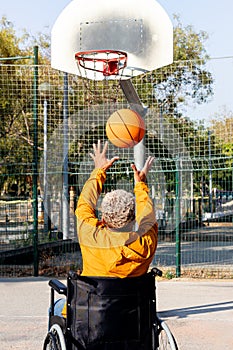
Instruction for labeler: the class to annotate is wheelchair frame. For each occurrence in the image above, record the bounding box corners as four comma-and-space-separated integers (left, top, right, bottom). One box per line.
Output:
43, 268, 178, 350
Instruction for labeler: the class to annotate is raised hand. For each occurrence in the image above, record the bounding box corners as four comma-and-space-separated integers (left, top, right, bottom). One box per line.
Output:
131, 156, 155, 183
90, 140, 119, 171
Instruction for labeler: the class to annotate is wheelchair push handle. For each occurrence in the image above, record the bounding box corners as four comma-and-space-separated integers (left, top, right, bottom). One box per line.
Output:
151, 267, 163, 277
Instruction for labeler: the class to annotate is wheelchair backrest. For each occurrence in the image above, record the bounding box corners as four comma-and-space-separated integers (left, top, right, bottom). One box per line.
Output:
66, 271, 156, 350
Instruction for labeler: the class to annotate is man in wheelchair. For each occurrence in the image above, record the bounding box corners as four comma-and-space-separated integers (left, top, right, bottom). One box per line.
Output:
44, 140, 159, 349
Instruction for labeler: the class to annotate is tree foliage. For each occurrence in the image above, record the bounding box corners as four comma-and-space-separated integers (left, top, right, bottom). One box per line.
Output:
151, 16, 213, 118
0, 16, 49, 64
210, 111, 233, 190
211, 111, 233, 155
0, 17, 50, 194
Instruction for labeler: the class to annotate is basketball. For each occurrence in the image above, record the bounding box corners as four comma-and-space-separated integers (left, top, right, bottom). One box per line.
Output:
106, 109, 145, 148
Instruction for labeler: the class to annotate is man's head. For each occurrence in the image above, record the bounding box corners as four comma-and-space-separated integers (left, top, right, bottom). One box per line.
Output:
101, 189, 135, 229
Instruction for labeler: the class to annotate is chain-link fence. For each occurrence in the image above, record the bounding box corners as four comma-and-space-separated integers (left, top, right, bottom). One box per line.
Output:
0, 58, 232, 277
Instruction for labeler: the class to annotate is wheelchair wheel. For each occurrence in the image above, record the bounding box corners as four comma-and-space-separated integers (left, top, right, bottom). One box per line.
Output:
153, 319, 178, 350
43, 324, 67, 350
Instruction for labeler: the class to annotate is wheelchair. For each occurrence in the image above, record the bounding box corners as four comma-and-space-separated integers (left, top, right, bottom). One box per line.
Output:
43, 268, 178, 350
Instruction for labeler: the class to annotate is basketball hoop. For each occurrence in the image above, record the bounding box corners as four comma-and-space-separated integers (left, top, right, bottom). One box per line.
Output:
75, 50, 128, 105
75, 50, 128, 79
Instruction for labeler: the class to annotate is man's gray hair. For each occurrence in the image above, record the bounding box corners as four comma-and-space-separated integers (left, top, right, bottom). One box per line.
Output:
101, 189, 135, 229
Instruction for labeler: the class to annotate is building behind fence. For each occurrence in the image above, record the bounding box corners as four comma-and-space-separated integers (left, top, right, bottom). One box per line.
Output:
0, 58, 233, 277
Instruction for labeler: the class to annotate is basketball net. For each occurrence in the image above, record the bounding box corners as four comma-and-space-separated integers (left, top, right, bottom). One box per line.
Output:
75, 50, 128, 105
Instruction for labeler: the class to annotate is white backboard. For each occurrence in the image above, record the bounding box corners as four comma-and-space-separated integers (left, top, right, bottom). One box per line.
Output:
51, 0, 173, 79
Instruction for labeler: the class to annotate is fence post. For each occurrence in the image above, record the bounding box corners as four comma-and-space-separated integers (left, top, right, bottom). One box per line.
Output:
175, 159, 181, 277
32, 46, 39, 276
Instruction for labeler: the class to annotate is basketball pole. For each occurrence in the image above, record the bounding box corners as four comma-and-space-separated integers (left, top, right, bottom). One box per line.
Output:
119, 80, 147, 170
62, 73, 70, 240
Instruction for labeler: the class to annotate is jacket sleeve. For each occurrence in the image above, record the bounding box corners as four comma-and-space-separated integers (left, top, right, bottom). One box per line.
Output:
75, 168, 106, 226
124, 181, 158, 259
134, 181, 157, 234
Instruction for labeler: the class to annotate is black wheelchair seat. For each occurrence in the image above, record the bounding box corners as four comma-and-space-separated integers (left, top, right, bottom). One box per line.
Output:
66, 272, 157, 349
45, 268, 169, 350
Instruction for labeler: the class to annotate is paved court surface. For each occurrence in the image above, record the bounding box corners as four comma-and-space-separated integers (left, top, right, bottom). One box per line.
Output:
157, 279, 233, 350
0, 276, 233, 349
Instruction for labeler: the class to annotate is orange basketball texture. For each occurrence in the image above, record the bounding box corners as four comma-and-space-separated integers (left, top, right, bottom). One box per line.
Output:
106, 109, 145, 148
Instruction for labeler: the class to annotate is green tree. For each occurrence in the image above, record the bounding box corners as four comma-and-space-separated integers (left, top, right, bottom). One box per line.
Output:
210, 112, 233, 192
151, 16, 213, 117
211, 112, 233, 154
139, 17, 215, 196
0, 16, 49, 63
0, 17, 51, 194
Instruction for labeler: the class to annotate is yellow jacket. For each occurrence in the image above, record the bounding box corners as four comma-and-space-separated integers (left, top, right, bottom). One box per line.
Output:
75, 168, 158, 277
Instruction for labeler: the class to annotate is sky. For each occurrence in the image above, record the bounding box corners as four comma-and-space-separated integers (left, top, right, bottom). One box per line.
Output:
1, 0, 233, 122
